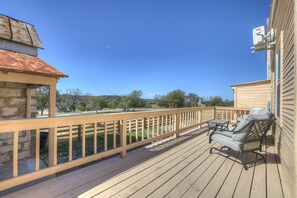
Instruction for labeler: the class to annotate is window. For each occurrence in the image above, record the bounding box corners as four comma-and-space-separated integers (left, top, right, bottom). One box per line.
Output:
276, 48, 281, 118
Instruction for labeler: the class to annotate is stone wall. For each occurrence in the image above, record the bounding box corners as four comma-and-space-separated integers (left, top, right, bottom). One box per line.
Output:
0, 82, 37, 165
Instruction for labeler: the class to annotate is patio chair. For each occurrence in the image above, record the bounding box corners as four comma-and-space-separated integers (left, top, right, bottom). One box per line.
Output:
209, 108, 274, 170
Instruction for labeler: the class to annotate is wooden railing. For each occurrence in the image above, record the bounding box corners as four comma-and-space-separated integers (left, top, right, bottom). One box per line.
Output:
0, 106, 216, 191
215, 107, 250, 123
0, 106, 249, 191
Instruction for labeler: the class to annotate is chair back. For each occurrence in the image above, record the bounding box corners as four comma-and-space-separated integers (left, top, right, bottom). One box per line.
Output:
233, 108, 274, 144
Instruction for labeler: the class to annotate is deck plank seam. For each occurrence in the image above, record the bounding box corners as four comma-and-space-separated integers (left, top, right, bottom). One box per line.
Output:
57, 130, 208, 197
231, 153, 249, 198
106, 141, 213, 198
212, 152, 240, 198
146, 143, 221, 198
195, 150, 234, 198
142, 142, 219, 198
273, 145, 285, 198
179, 150, 230, 197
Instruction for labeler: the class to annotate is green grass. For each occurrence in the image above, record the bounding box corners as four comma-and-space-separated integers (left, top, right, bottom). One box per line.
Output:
40, 128, 163, 165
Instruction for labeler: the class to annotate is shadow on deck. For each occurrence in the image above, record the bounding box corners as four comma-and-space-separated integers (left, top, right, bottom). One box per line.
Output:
3, 127, 286, 198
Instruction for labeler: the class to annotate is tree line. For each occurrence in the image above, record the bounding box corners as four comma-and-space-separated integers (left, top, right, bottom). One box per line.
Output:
37, 88, 233, 115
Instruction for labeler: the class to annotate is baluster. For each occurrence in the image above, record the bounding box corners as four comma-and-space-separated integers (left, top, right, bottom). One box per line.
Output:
82, 124, 86, 157
142, 118, 145, 140
113, 121, 117, 148
129, 120, 132, 144
120, 119, 127, 158
175, 113, 180, 138
165, 115, 168, 133
94, 123, 97, 154
168, 115, 171, 132
35, 129, 40, 171
147, 117, 150, 139
161, 115, 164, 134
135, 119, 138, 142
13, 131, 18, 177
69, 126, 73, 161
152, 117, 155, 137
104, 122, 108, 151
157, 116, 160, 136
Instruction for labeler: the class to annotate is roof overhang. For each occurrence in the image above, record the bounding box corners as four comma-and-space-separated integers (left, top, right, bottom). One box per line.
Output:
0, 49, 68, 78
230, 79, 271, 88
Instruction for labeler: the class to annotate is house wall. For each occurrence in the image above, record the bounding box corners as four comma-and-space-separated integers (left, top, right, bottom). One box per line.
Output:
268, 0, 296, 196
232, 80, 271, 109
0, 82, 36, 165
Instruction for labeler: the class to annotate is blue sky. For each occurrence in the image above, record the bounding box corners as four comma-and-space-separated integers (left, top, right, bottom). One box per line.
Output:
1, 0, 270, 99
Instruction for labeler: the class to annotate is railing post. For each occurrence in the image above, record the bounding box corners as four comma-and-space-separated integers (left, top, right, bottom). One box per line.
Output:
213, 107, 216, 119
174, 112, 180, 138
48, 127, 57, 167
120, 119, 127, 158
234, 110, 237, 123
198, 110, 202, 129
48, 83, 56, 169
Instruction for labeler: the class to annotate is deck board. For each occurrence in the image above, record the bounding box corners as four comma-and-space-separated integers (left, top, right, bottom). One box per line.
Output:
3, 128, 286, 198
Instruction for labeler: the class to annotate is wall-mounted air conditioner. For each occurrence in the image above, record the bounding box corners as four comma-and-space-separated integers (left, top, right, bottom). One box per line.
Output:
251, 26, 275, 52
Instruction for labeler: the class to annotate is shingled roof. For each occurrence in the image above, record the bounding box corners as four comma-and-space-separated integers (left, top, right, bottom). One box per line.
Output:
0, 50, 68, 78
0, 14, 43, 49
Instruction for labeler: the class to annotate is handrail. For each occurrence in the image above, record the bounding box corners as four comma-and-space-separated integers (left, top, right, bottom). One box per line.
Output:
0, 106, 216, 191
0, 106, 250, 191
0, 107, 214, 133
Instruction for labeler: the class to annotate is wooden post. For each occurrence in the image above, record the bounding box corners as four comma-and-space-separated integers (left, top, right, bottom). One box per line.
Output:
135, 119, 138, 142
199, 110, 202, 128
13, 130, 18, 177
104, 122, 107, 151
142, 118, 145, 140
174, 113, 180, 138
35, 129, 40, 171
120, 119, 127, 158
48, 83, 57, 168
82, 124, 86, 157
113, 121, 117, 148
48, 127, 57, 166
69, 126, 73, 161
213, 107, 216, 120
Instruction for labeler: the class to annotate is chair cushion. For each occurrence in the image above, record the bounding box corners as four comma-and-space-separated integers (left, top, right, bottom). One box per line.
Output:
232, 116, 253, 142
212, 130, 233, 138
234, 116, 252, 132
249, 108, 272, 120
211, 133, 242, 152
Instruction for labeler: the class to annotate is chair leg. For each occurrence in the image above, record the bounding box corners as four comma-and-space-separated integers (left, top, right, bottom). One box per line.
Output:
239, 153, 248, 170
252, 151, 266, 163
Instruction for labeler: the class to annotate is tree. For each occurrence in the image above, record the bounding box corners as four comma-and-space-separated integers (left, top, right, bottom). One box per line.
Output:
127, 90, 145, 111
64, 88, 83, 112
88, 96, 107, 113
166, 89, 186, 108
36, 87, 49, 115
108, 99, 118, 109
209, 96, 224, 106
155, 94, 169, 108
186, 93, 200, 107
77, 93, 91, 112
56, 90, 67, 113
118, 96, 130, 111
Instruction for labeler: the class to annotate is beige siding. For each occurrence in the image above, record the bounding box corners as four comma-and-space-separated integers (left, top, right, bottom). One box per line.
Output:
232, 81, 271, 109
269, 0, 295, 196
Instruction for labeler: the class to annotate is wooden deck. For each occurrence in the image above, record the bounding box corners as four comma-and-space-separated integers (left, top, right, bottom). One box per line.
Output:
4, 127, 286, 198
